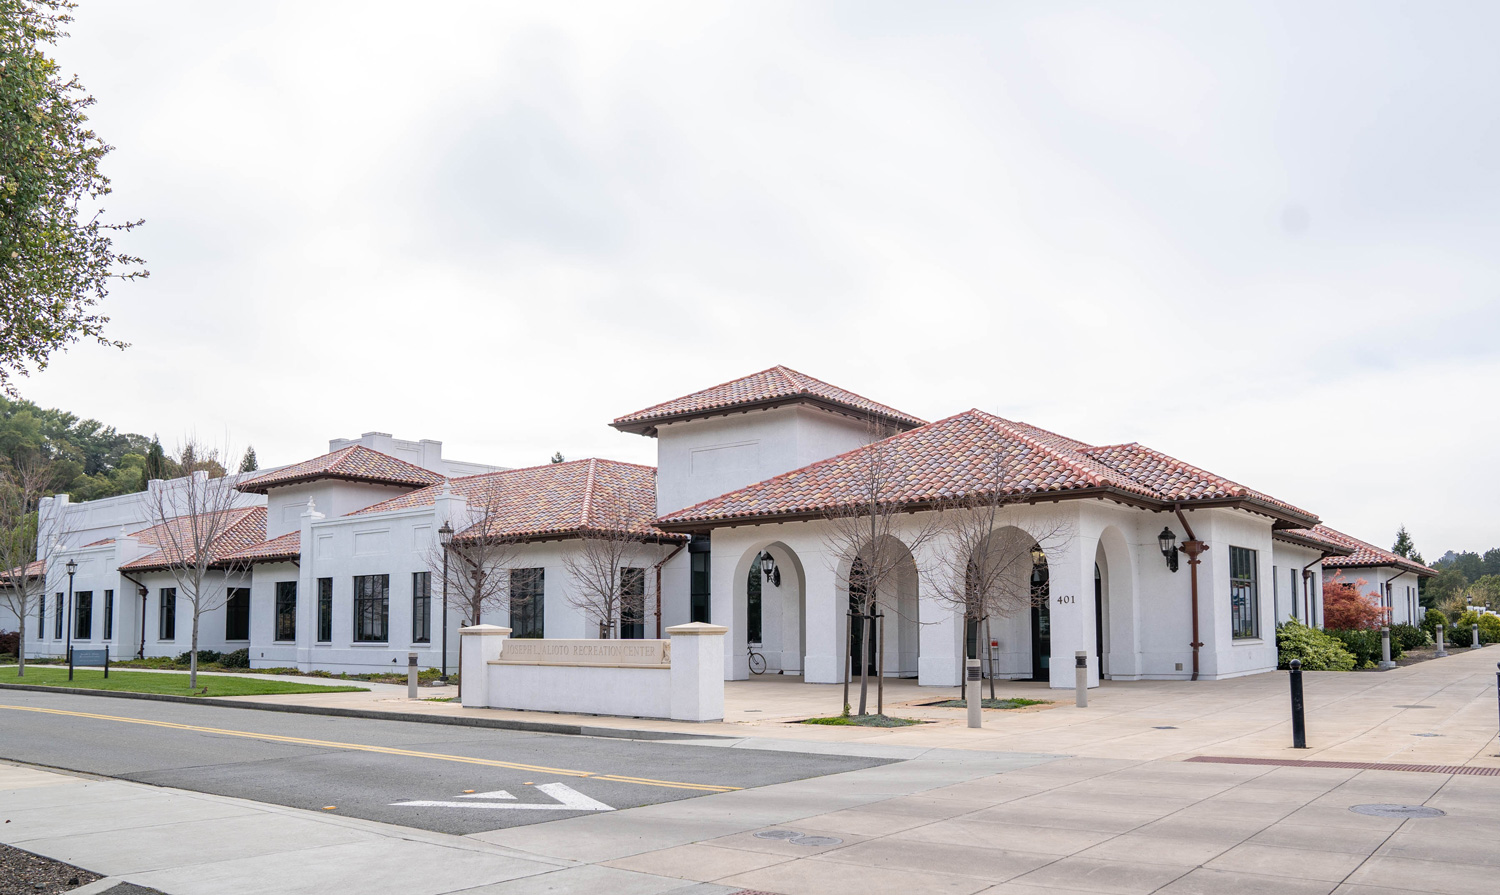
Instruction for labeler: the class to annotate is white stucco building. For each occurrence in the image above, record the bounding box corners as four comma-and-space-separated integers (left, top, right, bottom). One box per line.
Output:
5, 366, 1431, 689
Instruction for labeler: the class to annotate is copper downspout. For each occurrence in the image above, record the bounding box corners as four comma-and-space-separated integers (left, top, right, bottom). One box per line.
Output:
121, 571, 150, 660
652, 542, 686, 639
1300, 555, 1323, 625
1174, 507, 1207, 681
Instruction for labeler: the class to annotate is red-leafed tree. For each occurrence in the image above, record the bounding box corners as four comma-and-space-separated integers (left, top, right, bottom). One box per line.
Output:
1322, 573, 1388, 630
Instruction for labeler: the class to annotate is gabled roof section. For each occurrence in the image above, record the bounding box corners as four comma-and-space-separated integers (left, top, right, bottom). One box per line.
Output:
1297, 525, 1436, 577
221, 530, 301, 565
0, 560, 45, 585
611, 365, 926, 437
236, 445, 443, 494
119, 507, 268, 572
353, 459, 685, 544
658, 409, 1319, 530
1273, 527, 1356, 557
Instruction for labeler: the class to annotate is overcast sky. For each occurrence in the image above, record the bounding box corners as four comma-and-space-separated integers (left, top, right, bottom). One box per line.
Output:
22, 1, 1498, 555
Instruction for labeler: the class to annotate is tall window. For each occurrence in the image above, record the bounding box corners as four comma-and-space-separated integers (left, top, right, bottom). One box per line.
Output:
1288, 569, 1298, 620
1229, 546, 1259, 640
54, 593, 63, 639
74, 591, 92, 640
1272, 566, 1278, 618
510, 568, 545, 638
159, 588, 176, 640
103, 590, 114, 640
275, 581, 297, 642
620, 567, 645, 640
225, 587, 251, 641
353, 574, 389, 642
689, 545, 711, 623
412, 572, 431, 643
317, 577, 333, 643
37, 599, 45, 639
747, 556, 763, 644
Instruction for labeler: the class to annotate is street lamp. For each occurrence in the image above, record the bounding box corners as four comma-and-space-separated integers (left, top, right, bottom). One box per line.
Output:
64, 558, 78, 657
438, 522, 453, 683
1158, 527, 1179, 573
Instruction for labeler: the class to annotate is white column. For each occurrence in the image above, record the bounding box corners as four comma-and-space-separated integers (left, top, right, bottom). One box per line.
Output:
709, 541, 746, 680
668, 622, 728, 721
458, 624, 509, 708
802, 558, 842, 684
915, 539, 960, 686
1047, 532, 1100, 690
295, 499, 323, 672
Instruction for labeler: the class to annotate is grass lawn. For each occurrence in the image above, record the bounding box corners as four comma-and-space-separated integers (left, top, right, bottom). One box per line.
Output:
0, 667, 369, 698
929, 697, 1053, 710
801, 713, 922, 727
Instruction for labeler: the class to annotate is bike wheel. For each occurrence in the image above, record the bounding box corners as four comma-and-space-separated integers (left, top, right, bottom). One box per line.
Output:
748, 652, 767, 675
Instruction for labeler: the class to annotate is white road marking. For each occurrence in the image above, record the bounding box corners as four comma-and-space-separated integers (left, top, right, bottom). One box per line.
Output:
457, 790, 515, 799
392, 782, 613, 812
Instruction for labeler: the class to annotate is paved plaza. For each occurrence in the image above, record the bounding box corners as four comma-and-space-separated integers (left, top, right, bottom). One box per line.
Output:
2, 648, 1498, 894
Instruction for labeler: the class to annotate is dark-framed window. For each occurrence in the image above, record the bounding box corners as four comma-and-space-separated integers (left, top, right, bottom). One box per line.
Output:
159, 588, 176, 641
225, 587, 251, 641
689, 539, 711, 623
54, 593, 63, 639
510, 568, 544, 638
1229, 546, 1259, 640
74, 591, 92, 640
747, 556, 763, 644
103, 590, 114, 640
412, 572, 431, 643
37, 598, 45, 639
275, 581, 297, 642
317, 577, 333, 643
353, 574, 389, 642
1288, 569, 1297, 620
620, 567, 646, 640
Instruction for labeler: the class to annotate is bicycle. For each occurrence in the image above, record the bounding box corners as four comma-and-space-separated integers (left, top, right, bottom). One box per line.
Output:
748, 643, 767, 675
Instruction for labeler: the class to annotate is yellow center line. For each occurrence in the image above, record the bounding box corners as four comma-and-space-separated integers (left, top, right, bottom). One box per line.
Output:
0, 704, 739, 793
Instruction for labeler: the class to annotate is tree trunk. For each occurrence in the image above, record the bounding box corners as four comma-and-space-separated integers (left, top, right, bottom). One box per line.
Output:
877, 612, 884, 717
16, 618, 25, 677
857, 614, 870, 716
842, 611, 851, 714
190, 608, 200, 689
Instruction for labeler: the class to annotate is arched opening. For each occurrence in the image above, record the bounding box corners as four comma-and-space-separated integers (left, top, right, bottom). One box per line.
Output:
1094, 524, 1136, 680
734, 541, 807, 678
839, 536, 920, 680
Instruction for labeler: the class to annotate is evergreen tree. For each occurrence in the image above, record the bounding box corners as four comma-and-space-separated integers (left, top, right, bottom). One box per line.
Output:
1392, 525, 1423, 565
239, 446, 258, 473
142, 436, 168, 486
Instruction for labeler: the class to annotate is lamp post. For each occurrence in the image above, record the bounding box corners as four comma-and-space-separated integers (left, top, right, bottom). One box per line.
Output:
64, 558, 77, 657
438, 522, 453, 683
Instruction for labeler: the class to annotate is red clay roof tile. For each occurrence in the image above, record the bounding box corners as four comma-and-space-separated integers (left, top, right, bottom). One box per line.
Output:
1293, 525, 1436, 577
118, 507, 268, 572
236, 445, 443, 494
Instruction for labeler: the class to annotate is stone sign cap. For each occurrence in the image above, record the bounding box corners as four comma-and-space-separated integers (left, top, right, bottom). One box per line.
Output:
459, 624, 512, 636
497, 638, 671, 667
666, 622, 729, 636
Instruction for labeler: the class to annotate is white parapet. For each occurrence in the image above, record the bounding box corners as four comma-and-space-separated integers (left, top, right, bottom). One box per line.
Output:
459, 624, 511, 709
667, 622, 728, 722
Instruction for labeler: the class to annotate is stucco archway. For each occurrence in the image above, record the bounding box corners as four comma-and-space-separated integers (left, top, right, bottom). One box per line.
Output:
731, 541, 807, 677
837, 535, 920, 679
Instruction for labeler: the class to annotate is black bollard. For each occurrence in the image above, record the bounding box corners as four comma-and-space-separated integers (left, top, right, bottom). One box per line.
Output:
1289, 659, 1307, 749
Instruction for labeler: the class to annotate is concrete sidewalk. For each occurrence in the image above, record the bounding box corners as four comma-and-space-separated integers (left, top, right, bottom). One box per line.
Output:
189, 645, 1500, 767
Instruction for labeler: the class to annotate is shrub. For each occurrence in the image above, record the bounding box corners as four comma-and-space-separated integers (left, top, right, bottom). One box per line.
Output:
1389, 623, 1430, 652
174, 649, 222, 665
1422, 608, 1447, 640
220, 648, 250, 668
0, 629, 18, 656
1448, 611, 1500, 646
1323, 573, 1388, 630
1277, 619, 1356, 671
1326, 628, 1392, 668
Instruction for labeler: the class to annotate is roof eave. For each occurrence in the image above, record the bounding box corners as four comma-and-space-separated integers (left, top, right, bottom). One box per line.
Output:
237, 472, 439, 495
1272, 531, 1356, 556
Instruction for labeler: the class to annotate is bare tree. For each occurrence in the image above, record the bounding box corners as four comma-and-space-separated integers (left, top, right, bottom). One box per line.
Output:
429, 486, 523, 630
563, 497, 673, 638
0, 459, 68, 677
929, 490, 1072, 699
821, 418, 943, 717
143, 439, 250, 688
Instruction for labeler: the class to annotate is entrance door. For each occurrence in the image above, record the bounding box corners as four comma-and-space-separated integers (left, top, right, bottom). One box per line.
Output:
1094, 564, 1104, 677
849, 559, 878, 676
1030, 554, 1051, 681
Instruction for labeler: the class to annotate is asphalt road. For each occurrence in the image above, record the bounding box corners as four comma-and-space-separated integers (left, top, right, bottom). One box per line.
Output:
0, 690, 892, 835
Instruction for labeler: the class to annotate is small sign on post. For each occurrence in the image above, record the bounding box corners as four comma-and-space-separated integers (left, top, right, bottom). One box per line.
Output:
966, 659, 982, 729
408, 652, 419, 700
69, 647, 109, 681
1074, 652, 1088, 708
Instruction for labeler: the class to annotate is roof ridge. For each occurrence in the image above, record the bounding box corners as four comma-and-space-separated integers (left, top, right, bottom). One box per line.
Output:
1099, 442, 1248, 499
976, 414, 1111, 488
579, 458, 599, 526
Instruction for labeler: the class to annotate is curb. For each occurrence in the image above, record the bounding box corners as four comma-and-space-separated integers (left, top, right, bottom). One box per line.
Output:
0, 681, 731, 742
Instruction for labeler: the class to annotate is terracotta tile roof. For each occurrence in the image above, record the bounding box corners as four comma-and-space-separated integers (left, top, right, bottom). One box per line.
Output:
221, 530, 301, 565
236, 445, 443, 494
1296, 525, 1436, 577
1273, 527, 1356, 556
612, 365, 926, 436
0, 560, 46, 585
658, 409, 1319, 529
352, 459, 685, 543
118, 507, 267, 572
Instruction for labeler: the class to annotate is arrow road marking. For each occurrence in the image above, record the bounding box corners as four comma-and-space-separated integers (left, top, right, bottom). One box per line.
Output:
392, 783, 613, 812
457, 790, 515, 799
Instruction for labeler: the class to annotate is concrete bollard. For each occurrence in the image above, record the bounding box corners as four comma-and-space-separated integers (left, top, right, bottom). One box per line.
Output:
408, 652, 419, 699
966, 659, 982, 728
1075, 652, 1088, 708
1475, 624, 1483, 650
1379, 627, 1395, 670
1436, 624, 1448, 658
1289, 659, 1307, 749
